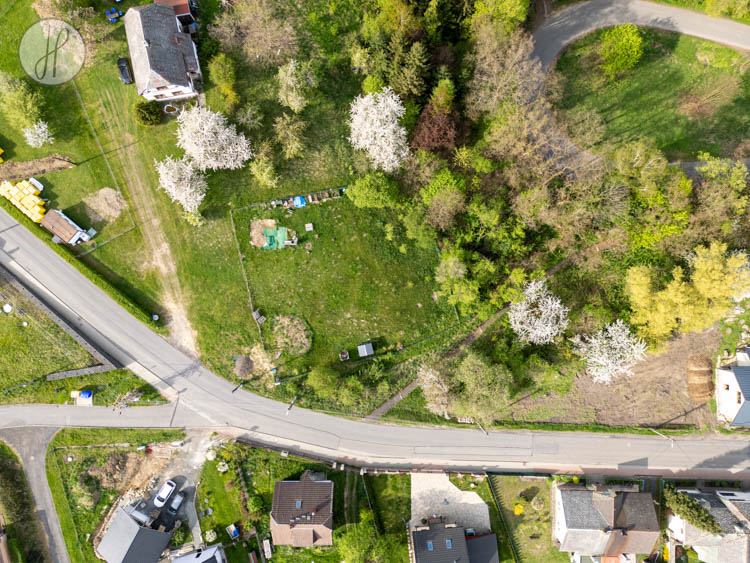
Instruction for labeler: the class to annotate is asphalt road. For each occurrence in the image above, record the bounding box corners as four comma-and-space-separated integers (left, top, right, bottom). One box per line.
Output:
1, 1, 750, 479
0, 427, 69, 563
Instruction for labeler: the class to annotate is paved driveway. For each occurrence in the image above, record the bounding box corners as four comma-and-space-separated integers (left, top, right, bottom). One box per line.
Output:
410, 473, 491, 534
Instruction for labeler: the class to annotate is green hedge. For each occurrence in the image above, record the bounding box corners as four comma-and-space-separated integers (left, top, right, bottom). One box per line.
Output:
663, 485, 723, 534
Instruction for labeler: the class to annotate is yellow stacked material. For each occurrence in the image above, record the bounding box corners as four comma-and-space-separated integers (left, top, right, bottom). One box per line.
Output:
0, 180, 46, 222
0, 146, 4, 163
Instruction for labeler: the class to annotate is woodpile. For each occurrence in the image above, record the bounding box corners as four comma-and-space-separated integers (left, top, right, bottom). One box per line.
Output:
686, 354, 714, 402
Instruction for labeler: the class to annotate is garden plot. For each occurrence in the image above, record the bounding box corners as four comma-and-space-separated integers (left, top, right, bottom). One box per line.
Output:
234, 198, 455, 367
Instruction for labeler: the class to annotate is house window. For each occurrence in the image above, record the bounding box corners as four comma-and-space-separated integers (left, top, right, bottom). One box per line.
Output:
446, 539, 452, 549
738, 391, 743, 404
154, 94, 167, 99
725, 384, 730, 390
157, 86, 169, 91
426, 541, 433, 551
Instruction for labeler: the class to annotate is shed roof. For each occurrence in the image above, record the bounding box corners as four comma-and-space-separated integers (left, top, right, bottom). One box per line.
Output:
358, 342, 374, 357
40, 210, 79, 243
97, 508, 170, 563
732, 366, 750, 426
466, 533, 500, 563
172, 544, 226, 563
124, 4, 199, 95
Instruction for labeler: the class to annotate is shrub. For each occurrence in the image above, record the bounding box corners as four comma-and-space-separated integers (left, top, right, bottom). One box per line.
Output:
362, 75, 385, 94
663, 485, 722, 534
134, 100, 162, 126
247, 495, 263, 514
347, 172, 399, 208
599, 24, 644, 79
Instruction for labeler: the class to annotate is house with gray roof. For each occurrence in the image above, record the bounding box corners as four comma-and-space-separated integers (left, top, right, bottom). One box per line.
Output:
716, 348, 750, 426
124, 4, 201, 101
410, 521, 498, 563
97, 507, 171, 563
553, 483, 659, 561
667, 489, 750, 563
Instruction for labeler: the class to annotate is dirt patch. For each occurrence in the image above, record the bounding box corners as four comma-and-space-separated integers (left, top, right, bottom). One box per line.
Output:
235, 355, 254, 379
250, 219, 276, 247
273, 315, 311, 355
0, 154, 74, 182
87, 449, 171, 492
97, 86, 198, 356
510, 327, 721, 427
678, 76, 740, 120
734, 139, 750, 159
83, 187, 125, 223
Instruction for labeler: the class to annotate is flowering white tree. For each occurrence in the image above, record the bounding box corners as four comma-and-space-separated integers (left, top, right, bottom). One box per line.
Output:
154, 155, 207, 214
509, 279, 569, 345
176, 106, 253, 171
277, 59, 317, 113
572, 319, 647, 384
348, 86, 409, 173
22, 120, 54, 148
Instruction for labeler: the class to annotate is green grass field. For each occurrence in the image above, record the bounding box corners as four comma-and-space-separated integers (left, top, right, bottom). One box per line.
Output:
0, 276, 93, 379
365, 473, 410, 561
555, 28, 750, 160
235, 200, 454, 368
0, 276, 163, 405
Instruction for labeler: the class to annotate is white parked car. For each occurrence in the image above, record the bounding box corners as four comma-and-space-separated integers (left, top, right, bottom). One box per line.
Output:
154, 480, 176, 508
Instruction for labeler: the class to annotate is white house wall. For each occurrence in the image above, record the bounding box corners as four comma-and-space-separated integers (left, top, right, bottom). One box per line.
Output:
716, 368, 744, 424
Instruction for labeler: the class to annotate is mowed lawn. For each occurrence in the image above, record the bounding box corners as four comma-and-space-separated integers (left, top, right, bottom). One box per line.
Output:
235, 200, 454, 366
555, 28, 750, 160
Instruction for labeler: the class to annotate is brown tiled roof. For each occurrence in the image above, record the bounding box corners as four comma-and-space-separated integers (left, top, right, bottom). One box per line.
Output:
154, 0, 191, 16
270, 471, 333, 547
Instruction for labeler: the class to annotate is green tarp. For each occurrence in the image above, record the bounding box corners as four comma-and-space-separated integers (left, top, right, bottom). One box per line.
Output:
262, 227, 288, 250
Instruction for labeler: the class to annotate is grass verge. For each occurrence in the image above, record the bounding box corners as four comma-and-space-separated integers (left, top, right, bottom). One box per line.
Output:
555, 27, 750, 160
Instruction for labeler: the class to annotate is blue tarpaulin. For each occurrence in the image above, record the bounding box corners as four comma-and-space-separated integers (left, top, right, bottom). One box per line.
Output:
293, 196, 307, 208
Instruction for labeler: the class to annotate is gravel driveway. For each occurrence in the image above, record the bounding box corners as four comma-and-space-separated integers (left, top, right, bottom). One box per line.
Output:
410, 473, 490, 533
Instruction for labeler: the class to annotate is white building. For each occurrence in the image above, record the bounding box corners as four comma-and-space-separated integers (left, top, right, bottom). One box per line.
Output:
667, 489, 750, 563
716, 348, 750, 426
124, 4, 201, 101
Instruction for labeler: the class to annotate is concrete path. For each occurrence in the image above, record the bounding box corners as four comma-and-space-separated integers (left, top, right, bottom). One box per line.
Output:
410, 473, 490, 533
0, 427, 69, 563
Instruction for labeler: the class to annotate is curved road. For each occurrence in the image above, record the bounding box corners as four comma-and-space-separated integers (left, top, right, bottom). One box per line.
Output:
1, 0, 750, 480
533, 0, 750, 69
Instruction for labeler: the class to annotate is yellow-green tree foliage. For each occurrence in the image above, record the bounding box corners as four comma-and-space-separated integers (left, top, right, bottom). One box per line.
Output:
626, 242, 750, 342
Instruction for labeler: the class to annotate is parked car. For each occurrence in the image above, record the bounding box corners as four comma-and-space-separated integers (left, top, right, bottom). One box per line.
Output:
117, 57, 133, 84
154, 480, 176, 508
167, 490, 186, 515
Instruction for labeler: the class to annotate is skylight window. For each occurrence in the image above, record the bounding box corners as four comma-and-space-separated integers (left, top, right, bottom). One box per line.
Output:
427, 541, 433, 551
295, 500, 302, 509
446, 539, 452, 549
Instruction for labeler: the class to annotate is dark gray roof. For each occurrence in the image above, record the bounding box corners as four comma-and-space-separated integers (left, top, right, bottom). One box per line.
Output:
412, 523, 470, 563
172, 544, 226, 563
684, 491, 741, 534
733, 501, 750, 522
271, 471, 334, 529
97, 508, 171, 563
466, 534, 499, 563
559, 489, 609, 530
124, 4, 200, 94
731, 366, 750, 426
614, 492, 660, 532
